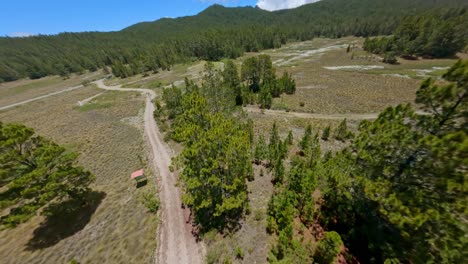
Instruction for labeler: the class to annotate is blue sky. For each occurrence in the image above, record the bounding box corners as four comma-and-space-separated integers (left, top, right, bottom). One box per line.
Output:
0, 0, 256, 36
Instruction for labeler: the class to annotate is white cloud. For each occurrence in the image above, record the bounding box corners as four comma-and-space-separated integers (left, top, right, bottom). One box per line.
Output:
10, 32, 36, 38
256, 0, 320, 11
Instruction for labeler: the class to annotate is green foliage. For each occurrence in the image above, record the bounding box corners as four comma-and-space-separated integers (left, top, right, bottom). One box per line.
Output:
319, 60, 468, 263
315, 231, 344, 264
287, 130, 294, 145
364, 8, 468, 58
259, 84, 273, 109
202, 62, 235, 113
334, 119, 351, 141
162, 85, 183, 119
265, 60, 467, 263
241, 55, 296, 108
223, 60, 242, 105
321, 125, 331, 141
179, 113, 251, 229
278, 71, 296, 95
299, 124, 313, 156
254, 135, 268, 164
234, 246, 244, 259
163, 65, 253, 230
140, 191, 160, 213
267, 191, 294, 235
0, 123, 95, 228
272, 158, 285, 185
383, 52, 398, 64
1, 0, 465, 82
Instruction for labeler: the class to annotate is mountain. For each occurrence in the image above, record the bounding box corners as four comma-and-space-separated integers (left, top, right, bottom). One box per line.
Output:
0, 0, 467, 82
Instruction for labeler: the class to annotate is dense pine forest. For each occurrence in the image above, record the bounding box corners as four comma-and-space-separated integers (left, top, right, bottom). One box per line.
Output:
1, 0, 467, 82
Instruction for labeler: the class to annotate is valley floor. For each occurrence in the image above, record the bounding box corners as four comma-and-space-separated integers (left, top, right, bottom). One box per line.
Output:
0, 36, 462, 264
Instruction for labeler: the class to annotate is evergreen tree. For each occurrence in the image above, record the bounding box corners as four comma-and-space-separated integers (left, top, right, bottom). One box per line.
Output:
223, 60, 242, 105
299, 124, 313, 156
258, 85, 272, 109
334, 119, 349, 141
253, 135, 268, 164
0, 123, 95, 228
278, 71, 296, 95
179, 113, 251, 229
287, 130, 294, 145
321, 125, 330, 141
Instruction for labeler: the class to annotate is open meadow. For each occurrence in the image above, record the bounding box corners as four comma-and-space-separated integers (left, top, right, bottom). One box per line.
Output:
0, 79, 158, 263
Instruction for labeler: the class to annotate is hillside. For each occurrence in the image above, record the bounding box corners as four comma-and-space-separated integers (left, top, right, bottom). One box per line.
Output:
0, 0, 467, 82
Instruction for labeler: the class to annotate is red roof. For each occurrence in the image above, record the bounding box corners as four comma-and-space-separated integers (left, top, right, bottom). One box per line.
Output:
131, 169, 144, 179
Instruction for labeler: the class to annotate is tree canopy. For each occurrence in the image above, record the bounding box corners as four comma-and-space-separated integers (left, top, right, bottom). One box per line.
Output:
0, 123, 95, 228
266, 60, 468, 263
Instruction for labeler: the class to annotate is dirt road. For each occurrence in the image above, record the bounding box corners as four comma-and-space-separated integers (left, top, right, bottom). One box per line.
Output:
94, 80, 204, 264
0, 84, 83, 111
244, 106, 379, 120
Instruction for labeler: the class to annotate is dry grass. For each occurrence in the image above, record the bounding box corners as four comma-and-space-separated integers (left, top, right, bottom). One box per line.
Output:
0, 71, 105, 107
204, 167, 275, 264
249, 37, 460, 114
0, 84, 158, 264
0, 35, 457, 264
105, 60, 224, 89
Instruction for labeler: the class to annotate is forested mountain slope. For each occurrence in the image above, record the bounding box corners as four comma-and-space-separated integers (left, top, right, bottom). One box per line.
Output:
0, 0, 466, 82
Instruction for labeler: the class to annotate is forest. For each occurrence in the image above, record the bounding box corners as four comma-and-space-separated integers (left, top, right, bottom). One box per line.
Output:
1, 0, 467, 82
265, 60, 467, 263
363, 8, 468, 61
154, 54, 467, 263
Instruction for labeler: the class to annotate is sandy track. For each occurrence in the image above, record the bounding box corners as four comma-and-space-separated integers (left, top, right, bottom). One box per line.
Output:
244, 106, 379, 120
94, 80, 204, 264
77, 92, 105, 106
0, 84, 83, 111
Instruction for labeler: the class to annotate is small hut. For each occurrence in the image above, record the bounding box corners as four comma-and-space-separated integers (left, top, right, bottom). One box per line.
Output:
131, 169, 146, 183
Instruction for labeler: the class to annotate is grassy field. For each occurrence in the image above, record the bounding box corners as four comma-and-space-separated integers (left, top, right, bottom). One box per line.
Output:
248, 37, 460, 114
0, 71, 105, 107
0, 84, 158, 264
104, 60, 224, 90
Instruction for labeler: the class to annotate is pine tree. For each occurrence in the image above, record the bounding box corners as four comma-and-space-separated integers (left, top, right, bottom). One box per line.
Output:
273, 157, 285, 184
299, 124, 312, 156
0, 123, 95, 228
334, 119, 349, 141
180, 114, 251, 229
321, 125, 331, 141
223, 60, 242, 105
287, 130, 294, 145
254, 135, 268, 164
259, 85, 272, 109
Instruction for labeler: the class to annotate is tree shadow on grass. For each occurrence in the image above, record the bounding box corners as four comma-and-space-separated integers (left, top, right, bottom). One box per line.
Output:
26, 191, 106, 250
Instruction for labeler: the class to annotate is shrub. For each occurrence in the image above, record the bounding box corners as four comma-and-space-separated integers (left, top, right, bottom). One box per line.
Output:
254, 209, 264, 221
315, 231, 343, 264
140, 191, 160, 213
299, 102, 305, 107
234, 246, 245, 259
383, 52, 398, 64
81, 80, 91, 86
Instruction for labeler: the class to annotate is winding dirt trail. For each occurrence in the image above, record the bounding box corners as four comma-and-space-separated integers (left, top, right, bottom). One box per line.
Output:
94, 80, 204, 264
